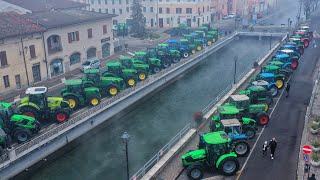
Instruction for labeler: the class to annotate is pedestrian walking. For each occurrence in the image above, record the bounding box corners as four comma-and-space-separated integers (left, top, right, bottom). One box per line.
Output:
285, 82, 291, 98
309, 173, 316, 180
262, 141, 268, 157
269, 138, 277, 160
313, 40, 317, 48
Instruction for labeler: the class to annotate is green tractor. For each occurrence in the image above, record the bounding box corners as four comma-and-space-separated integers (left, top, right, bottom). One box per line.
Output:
147, 44, 181, 64
0, 128, 11, 154
102, 61, 141, 87
133, 51, 163, 73
260, 65, 286, 88
0, 102, 41, 143
18, 87, 71, 123
268, 60, 293, 78
220, 95, 270, 126
239, 85, 273, 111
169, 23, 190, 36
118, 56, 150, 78
180, 39, 198, 55
207, 119, 251, 156
182, 131, 240, 179
61, 79, 101, 110
183, 34, 203, 51
194, 30, 214, 46
82, 69, 126, 96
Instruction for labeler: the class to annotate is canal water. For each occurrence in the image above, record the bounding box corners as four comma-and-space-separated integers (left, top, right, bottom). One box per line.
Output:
18, 36, 279, 180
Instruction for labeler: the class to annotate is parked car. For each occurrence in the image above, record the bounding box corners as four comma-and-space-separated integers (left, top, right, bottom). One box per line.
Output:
229, 13, 236, 18
81, 58, 101, 72
257, 13, 263, 19
236, 15, 242, 21
222, 15, 231, 20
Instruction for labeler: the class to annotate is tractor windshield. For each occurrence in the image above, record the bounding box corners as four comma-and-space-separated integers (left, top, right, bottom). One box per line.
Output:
169, 42, 179, 49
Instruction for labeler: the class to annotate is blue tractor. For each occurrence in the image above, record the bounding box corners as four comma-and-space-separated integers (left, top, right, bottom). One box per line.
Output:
276, 48, 300, 60
280, 44, 304, 55
192, 32, 208, 48
272, 53, 299, 70
251, 73, 280, 97
200, 119, 251, 157
167, 39, 190, 58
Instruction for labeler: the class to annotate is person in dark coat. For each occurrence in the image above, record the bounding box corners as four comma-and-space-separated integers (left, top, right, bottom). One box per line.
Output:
285, 82, 291, 98
262, 141, 268, 157
269, 138, 277, 159
309, 173, 316, 180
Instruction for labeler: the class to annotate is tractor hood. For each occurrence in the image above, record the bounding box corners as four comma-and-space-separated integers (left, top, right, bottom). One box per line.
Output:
242, 117, 256, 127
252, 80, 269, 86
181, 149, 206, 166
84, 87, 100, 92
11, 114, 36, 122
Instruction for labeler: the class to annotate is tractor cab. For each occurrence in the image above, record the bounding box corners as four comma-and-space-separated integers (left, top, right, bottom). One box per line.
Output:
134, 52, 161, 73
120, 55, 150, 74
195, 30, 213, 45
168, 39, 181, 50
273, 53, 298, 70
184, 34, 202, 51
239, 86, 273, 111
261, 65, 280, 75
105, 62, 124, 76
276, 49, 300, 60
180, 39, 197, 54
83, 69, 101, 86
291, 35, 309, 47
64, 79, 86, 94
228, 95, 251, 111
299, 25, 313, 39
255, 73, 275, 84
220, 119, 247, 140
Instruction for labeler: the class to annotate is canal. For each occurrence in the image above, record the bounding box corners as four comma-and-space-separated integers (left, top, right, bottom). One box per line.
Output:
17, 36, 280, 180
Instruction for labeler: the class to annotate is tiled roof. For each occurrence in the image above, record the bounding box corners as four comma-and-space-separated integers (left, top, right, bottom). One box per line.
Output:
3, 0, 88, 13
26, 9, 117, 29
0, 12, 45, 39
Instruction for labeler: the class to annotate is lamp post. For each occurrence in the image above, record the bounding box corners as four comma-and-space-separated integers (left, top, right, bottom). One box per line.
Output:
269, 33, 272, 50
234, 56, 238, 84
121, 132, 131, 180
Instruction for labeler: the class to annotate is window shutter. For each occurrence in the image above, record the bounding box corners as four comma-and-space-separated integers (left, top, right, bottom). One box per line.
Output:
68, 33, 72, 43
0, 51, 8, 66
76, 31, 80, 41
88, 28, 93, 38
29, 45, 36, 58
103, 25, 107, 34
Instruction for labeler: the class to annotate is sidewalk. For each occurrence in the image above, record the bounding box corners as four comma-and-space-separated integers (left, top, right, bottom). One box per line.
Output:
0, 32, 170, 103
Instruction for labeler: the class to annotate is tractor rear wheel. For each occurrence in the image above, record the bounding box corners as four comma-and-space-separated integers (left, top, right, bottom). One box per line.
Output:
33, 120, 41, 134
304, 39, 309, 48
13, 127, 32, 143
232, 140, 250, 157
64, 95, 80, 110
269, 85, 278, 97
106, 84, 120, 96
186, 162, 204, 180
207, 41, 212, 46
172, 57, 180, 63
183, 52, 189, 58
52, 108, 69, 123
197, 46, 202, 51
299, 47, 304, 54
291, 60, 299, 70
161, 60, 171, 69
244, 127, 256, 139
18, 106, 41, 120
202, 44, 207, 48
125, 77, 136, 87
191, 49, 196, 54
256, 112, 270, 126
151, 66, 161, 74
88, 95, 101, 106
218, 156, 240, 176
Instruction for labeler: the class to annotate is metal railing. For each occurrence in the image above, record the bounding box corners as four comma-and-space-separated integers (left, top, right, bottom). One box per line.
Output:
130, 123, 191, 180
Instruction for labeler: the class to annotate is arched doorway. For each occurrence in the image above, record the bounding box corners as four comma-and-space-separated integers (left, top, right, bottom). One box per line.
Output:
50, 58, 64, 77
87, 47, 97, 59
102, 43, 110, 58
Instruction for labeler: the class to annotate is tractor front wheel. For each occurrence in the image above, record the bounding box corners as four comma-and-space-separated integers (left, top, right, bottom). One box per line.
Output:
269, 85, 278, 97
256, 112, 270, 126
137, 72, 147, 81
186, 162, 204, 180
244, 127, 256, 139
13, 127, 32, 143
218, 156, 240, 176
172, 57, 180, 63
197, 46, 202, 51
52, 109, 69, 123
275, 78, 284, 89
191, 49, 196, 54
232, 140, 250, 157
151, 66, 161, 74
18, 106, 41, 120
88, 95, 101, 106
183, 52, 189, 58
64, 95, 80, 110
161, 60, 171, 69
207, 41, 212, 45
106, 84, 120, 96
304, 40, 309, 48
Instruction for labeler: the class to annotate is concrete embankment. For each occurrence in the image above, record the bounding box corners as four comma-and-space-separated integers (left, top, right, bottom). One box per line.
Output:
0, 33, 239, 180
142, 34, 287, 180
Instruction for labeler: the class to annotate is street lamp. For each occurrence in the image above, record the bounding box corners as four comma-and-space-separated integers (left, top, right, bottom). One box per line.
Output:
269, 33, 272, 50
233, 56, 238, 84
121, 132, 131, 180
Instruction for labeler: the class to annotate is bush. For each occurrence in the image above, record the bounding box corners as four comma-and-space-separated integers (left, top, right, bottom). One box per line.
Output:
311, 123, 318, 130
312, 141, 320, 148
314, 116, 320, 122
311, 153, 320, 162
149, 33, 161, 39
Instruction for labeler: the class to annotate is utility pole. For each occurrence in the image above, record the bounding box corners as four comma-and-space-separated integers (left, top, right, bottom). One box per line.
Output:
297, 0, 303, 27
233, 56, 238, 84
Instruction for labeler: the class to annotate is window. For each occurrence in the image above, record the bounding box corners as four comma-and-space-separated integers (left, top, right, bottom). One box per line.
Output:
177, 17, 180, 23
159, 0, 162, 2
105, 0, 107, 4
119, 0, 122, 4
15, 74, 21, 89
98, 0, 101, 4
29, 45, 36, 59
150, 7, 153, 12
222, 5, 224, 9
159, 7, 162, 14
0, 51, 8, 66
68, 31, 79, 43
166, 18, 170, 24
103, 25, 108, 34
143, 7, 146, 12
176, 8, 182, 14
112, 8, 115, 13
203, 17, 204, 22
198, 7, 200, 13
88, 28, 93, 38
99, 8, 102, 12
105, 9, 108, 13
166, 8, 170, 13
126, 7, 129, 12
112, 0, 114, 4
3, 75, 10, 88
203, 7, 204, 12
119, 8, 123, 14
166, 0, 169, 2
186, 8, 192, 14
92, 8, 95, 12
207, 6, 209, 11
91, 0, 94, 4
207, 16, 208, 21
70, 53, 81, 65
126, 0, 129, 4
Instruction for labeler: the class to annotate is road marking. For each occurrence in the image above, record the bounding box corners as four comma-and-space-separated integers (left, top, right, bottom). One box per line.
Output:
235, 77, 291, 180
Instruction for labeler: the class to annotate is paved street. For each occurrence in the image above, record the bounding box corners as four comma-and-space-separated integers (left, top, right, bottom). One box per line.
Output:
238, 10, 320, 180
